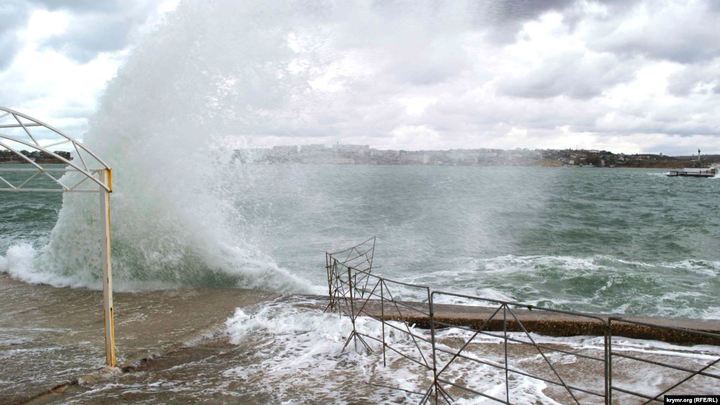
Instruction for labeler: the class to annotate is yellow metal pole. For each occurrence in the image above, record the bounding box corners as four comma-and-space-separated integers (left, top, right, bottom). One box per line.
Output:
100, 168, 116, 367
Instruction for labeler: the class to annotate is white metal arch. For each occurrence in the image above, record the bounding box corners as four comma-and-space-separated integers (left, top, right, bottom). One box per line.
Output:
0, 107, 111, 192
0, 107, 117, 367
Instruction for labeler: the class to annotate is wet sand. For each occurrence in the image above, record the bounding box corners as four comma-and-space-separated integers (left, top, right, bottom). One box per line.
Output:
0, 274, 277, 404
4, 276, 719, 404
30, 296, 720, 404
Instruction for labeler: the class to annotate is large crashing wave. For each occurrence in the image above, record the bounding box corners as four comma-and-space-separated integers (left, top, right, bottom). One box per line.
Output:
4, 0, 492, 291
12, 1, 339, 291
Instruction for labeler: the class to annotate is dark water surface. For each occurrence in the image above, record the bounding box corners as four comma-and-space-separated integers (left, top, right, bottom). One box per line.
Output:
233, 166, 720, 318
2, 165, 719, 318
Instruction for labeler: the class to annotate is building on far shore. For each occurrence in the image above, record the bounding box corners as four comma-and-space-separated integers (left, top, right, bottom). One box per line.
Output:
0, 150, 72, 163
226, 145, 720, 168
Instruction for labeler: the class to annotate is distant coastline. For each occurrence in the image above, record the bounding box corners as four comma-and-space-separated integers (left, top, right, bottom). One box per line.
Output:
0, 150, 72, 164
233, 145, 720, 168
2, 146, 717, 168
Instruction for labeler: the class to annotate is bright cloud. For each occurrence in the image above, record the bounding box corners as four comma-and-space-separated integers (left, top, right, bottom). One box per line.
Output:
0, 0, 178, 136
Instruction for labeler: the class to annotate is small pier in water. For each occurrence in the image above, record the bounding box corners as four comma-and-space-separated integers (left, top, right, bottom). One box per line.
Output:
666, 167, 717, 177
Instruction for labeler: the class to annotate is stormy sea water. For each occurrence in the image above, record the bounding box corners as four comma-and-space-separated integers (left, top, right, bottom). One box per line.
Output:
2, 165, 719, 319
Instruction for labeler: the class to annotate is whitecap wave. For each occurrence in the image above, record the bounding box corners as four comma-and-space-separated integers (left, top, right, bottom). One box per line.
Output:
224, 298, 565, 404
224, 299, 720, 403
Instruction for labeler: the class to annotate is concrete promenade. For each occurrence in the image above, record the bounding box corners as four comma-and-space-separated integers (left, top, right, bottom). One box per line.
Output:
310, 297, 720, 346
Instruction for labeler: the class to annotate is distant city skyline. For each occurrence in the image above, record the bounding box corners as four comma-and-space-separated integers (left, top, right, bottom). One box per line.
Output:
239, 141, 710, 158
228, 143, 718, 169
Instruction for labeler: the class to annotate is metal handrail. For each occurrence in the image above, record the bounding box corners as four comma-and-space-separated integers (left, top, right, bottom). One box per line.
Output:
325, 239, 720, 404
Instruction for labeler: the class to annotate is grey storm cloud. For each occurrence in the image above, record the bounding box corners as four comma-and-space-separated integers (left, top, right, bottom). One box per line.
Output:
467, 0, 576, 43
667, 61, 720, 96
588, 0, 720, 63
0, 0, 157, 64
43, 12, 147, 62
498, 51, 635, 99
37, 1, 158, 63
0, 1, 31, 69
28, 0, 127, 12
0, 34, 19, 70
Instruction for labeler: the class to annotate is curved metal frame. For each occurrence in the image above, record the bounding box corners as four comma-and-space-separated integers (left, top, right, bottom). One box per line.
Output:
0, 107, 116, 368
0, 107, 111, 192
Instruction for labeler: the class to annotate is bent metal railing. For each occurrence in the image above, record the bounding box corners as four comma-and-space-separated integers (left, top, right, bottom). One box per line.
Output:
325, 239, 720, 404
0, 107, 117, 368
430, 291, 609, 404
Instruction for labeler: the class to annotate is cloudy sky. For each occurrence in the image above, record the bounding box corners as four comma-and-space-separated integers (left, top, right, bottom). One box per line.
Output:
1, 0, 719, 154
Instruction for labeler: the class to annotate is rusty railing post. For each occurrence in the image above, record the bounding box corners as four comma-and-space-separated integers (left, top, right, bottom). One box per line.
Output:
606, 319, 613, 405
348, 265, 357, 351
429, 290, 439, 404
503, 304, 509, 403
381, 280, 386, 367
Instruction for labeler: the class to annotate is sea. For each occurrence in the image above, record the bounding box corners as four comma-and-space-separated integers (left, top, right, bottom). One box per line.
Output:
2, 165, 719, 319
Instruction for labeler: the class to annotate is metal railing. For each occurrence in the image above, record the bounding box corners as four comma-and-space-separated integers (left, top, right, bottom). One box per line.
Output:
0, 107, 117, 368
325, 239, 720, 404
